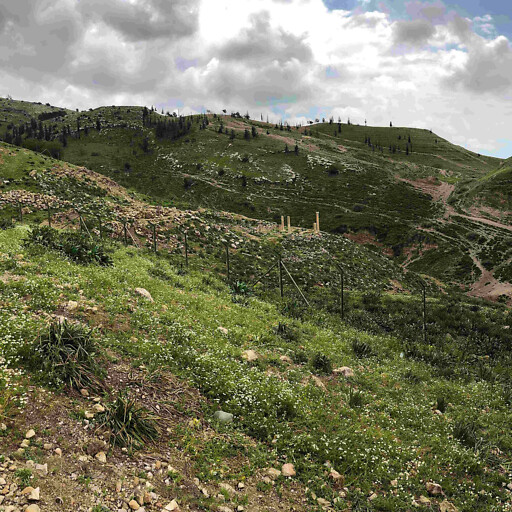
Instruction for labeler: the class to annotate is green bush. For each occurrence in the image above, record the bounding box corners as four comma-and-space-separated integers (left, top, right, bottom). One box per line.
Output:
352, 338, 375, 358
310, 352, 332, 375
25, 226, 113, 266
95, 393, 159, 450
28, 320, 104, 390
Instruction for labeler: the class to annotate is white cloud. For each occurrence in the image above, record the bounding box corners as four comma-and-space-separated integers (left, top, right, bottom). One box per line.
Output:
0, 0, 510, 156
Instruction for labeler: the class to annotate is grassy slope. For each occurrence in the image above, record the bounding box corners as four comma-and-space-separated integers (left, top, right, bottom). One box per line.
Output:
1, 98, 511, 295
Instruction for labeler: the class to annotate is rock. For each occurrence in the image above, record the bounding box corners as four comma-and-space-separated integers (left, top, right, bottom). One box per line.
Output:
85, 411, 95, 419
440, 500, 459, 512
241, 349, 258, 362
418, 495, 431, 505
34, 464, 48, 476
434, 409, 443, 415
267, 468, 282, 479
135, 288, 153, 302
163, 500, 180, 511
80, 388, 89, 397
317, 497, 331, 507
217, 326, 229, 335
311, 375, 326, 390
0, 423, 6, 431
92, 403, 105, 413
43, 443, 52, 450
390, 479, 398, 487
54, 448, 62, 457
281, 463, 296, 477
368, 493, 377, 501
329, 469, 344, 486
129, 499, 140, 510
20, 439, 30, 448
86, 440, 107, 456
426, 481, 443, 495
95, 451, 107, 464
333, 366, 354, 378
279, 355, 293, 364
220, 483, 236, 495
218, 507, 233, 512
21, 486, 35, 495
25, 505, 40, 512
67, 300, 79, 311
25, 429, 36, 439
237, 482, 245, 489
23, 487, 40, 501
214, 411, 233, 424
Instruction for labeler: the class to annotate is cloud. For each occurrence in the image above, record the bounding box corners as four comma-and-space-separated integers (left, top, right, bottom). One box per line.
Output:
393, 18, 436, 46
0, 0, 511, 157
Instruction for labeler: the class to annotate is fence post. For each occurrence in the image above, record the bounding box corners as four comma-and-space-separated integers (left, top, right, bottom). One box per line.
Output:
151, 223, 157, 253
184, 231, 189, 267
18, 203, 23, 224
79, 215, 84, 233
340, 267, 345, 320
421, 283, 427, 343
316, 211, 320, 233
278, 255, 284, 298
47, 204, 51, 228
225, 243, 230, 282
123, 221, 128, 246
98, 217, 103, 239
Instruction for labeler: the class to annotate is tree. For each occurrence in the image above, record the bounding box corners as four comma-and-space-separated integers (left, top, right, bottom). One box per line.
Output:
141, 137, 150, 153
285, 144, 289, 153
294, 144, 299, 155
96, 118, 101, 132
251, 126, 257, 138
244, 129, 251, 141
230, 129, 235, 140
390, 121, 393, 127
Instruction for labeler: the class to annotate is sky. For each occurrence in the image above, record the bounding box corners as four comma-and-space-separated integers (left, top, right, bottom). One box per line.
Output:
0, 0, 511, 158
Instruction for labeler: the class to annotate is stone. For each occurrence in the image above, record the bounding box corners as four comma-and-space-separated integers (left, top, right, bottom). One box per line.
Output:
92, 403, 105, 413
129, 499, 140, 510
368, 493, 377, 501
317, 497, 331, 507
135, 288, 153, 302
418, 495, 431, 505
43, 443, 52, 450
220, 483, 236, 495
54, 448, 62, 457
440, 500, 459, 512
34, 464, 48, 476
67, 300, 79, 311
25, 506, 41, 512
329, 469, 344, 486
281, 463, 296, 477
218, 507, 233, 512
333, 366, 354, 378
80, 388, 89, 397
217, 326, 229, 335
279, 355, 293, 364
213, 411, 233, 424
426, 481, 443, 495
241, 350, 258, 362
164, 500, 180, 511
95, 451, 107, 464
86, 440, 107, 456
237, 482, 245, 489
25, 430, 36, 439
0, 423, 6, 431
267, 468, 281, 479
20, 439, 30, 448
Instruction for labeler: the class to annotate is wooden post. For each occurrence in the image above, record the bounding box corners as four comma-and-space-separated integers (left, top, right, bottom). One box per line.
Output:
287, 216, 291, 234
316, 212, 320, 233
18, 203, 23, 223
123, 222, 128, 246
225, 244, 230, 282
47, 204, 51, 228
98, 217, 103, 239
280, 216, 285, 232
152, 223, 157, 253
278, 256, 284, 298
313, 222, 317, 232
340, 268, 345, 320
184, 232, 189, 267
79, 215, 84, 233
421, 283, 426, 343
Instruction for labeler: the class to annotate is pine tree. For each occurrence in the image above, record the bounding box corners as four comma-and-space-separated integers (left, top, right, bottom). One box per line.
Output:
294, 144, 299, 155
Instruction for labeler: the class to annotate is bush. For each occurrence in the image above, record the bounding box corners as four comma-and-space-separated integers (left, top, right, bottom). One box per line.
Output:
95, 393, 159, 450
310, 352, 332, 375
25, 226, 113, 266
453, 418, 484, 451
231, 281, 251, 296
0, 219, 13, 230
29, 320, 104, 390
352, 338, 375, 358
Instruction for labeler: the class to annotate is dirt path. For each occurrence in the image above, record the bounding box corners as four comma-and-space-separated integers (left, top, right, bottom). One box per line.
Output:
468, 252, 512, 300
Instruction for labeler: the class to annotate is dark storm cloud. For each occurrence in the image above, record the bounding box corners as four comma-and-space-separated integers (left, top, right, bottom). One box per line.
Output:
77, 0, 200, 42
392, 18, 436, 46
217, 11, 313, 64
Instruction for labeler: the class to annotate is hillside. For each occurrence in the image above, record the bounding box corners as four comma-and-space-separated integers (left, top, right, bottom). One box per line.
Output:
1, 97, 511, 301
1, 143, 512, 511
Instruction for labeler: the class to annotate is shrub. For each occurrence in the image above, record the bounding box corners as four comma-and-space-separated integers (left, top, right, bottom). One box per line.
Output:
348, 388, 363, 408
352, 338, 375, 358
29, 320, 104, 390
435, 395, 447, 413
310, 352, 332, 375
453, 418, 484, 451
231, 281, 251, 296
0, 219, 13, 230
95, 393, 159, 450
25, 226, 113, 266
274, 322, 300, 343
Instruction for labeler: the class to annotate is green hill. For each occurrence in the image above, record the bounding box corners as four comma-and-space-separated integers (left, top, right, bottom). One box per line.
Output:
1, 140, 512, 509
1, 98, 511, 301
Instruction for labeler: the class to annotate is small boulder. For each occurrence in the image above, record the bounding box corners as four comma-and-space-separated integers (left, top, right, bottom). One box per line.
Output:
25, 429, 36, 439
440, 500, 459, 512
426, 481, 443, 495
25, 506, 41, 512
164, 500, 180, 511
135, 288, 153, 302
279, 355, 293, 364
241, 350, 258, 362
95, 451, 107, 464
267, 468, 282, 479
217, 326, 229, 335
129, 499, 141, 510
282, 463, 296, 477
333, 367, 354, 378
